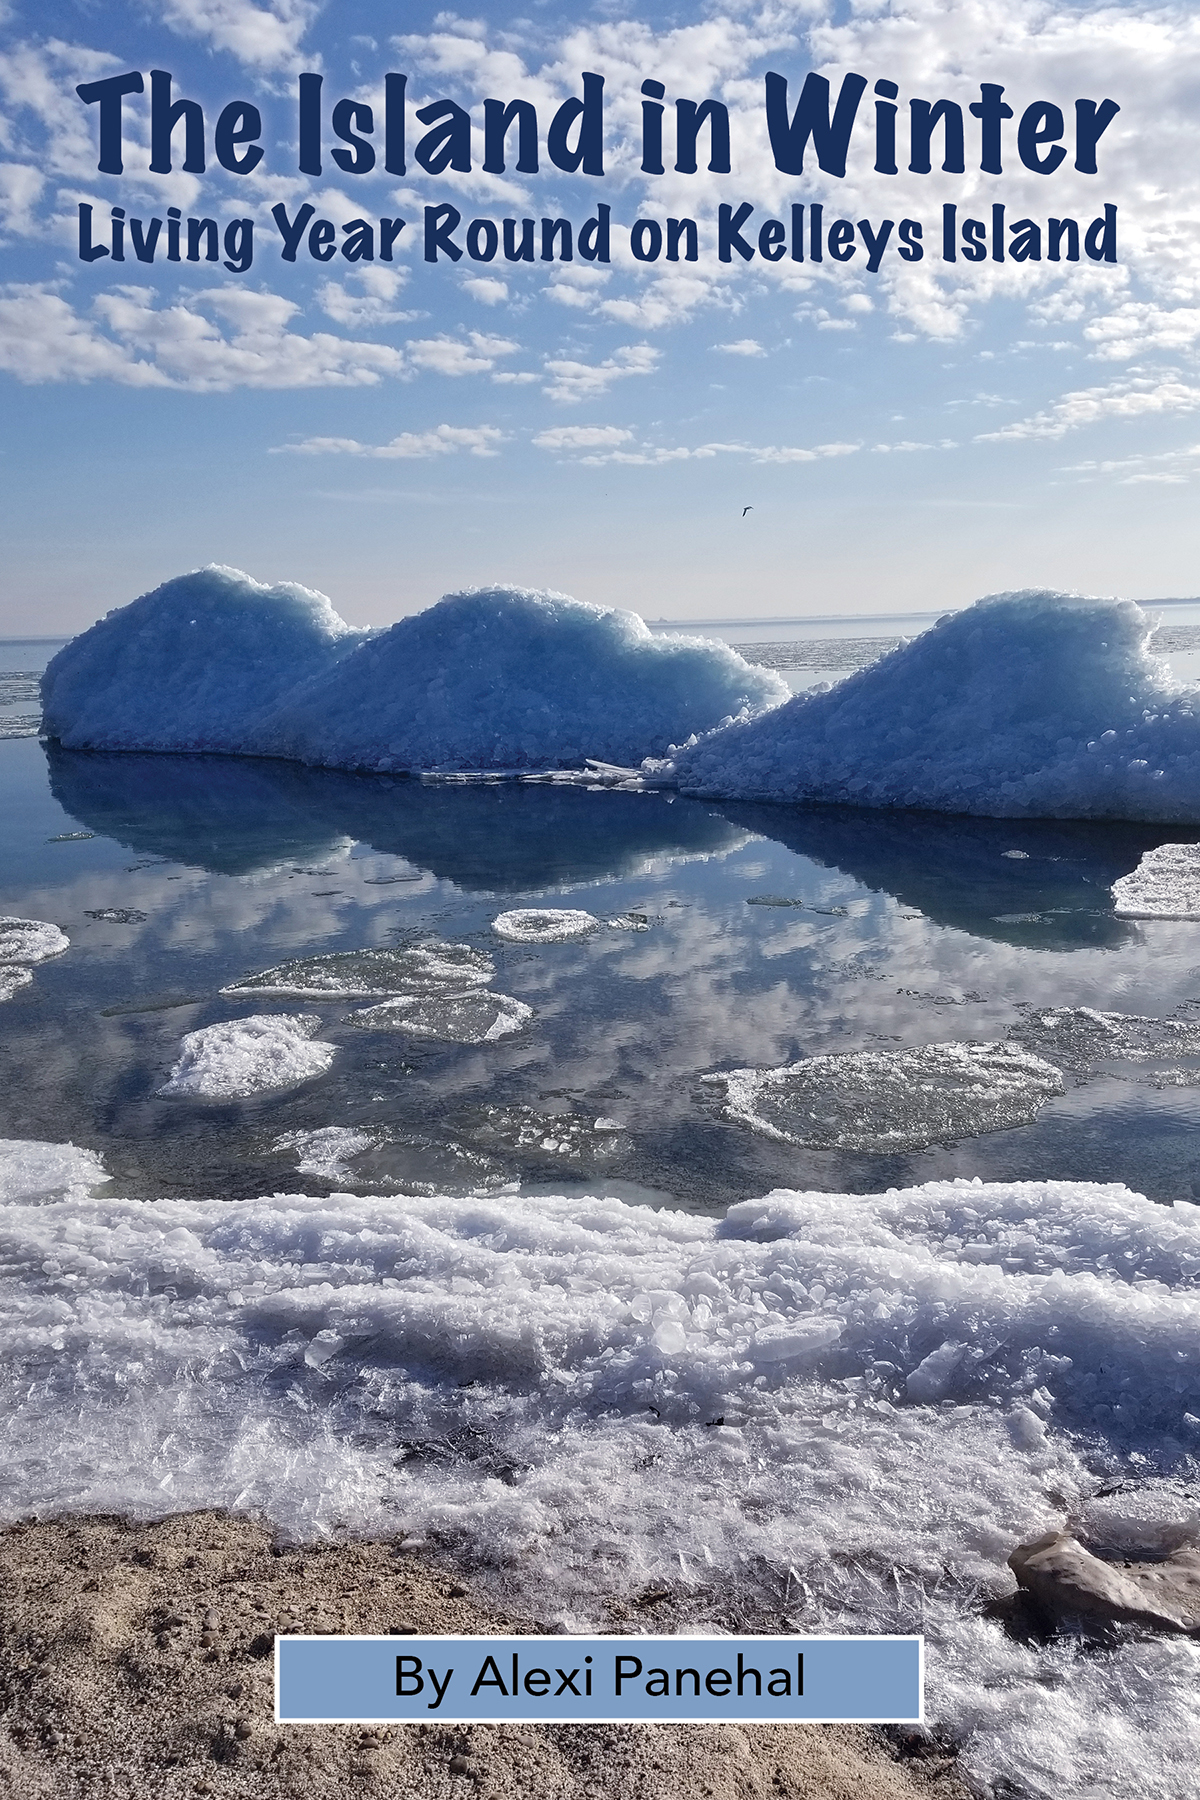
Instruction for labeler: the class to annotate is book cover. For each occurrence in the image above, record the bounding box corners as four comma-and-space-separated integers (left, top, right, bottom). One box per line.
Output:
1, 4, 1197, 1798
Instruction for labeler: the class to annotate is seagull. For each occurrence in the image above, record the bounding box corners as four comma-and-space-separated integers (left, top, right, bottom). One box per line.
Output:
742, 505, 753, 516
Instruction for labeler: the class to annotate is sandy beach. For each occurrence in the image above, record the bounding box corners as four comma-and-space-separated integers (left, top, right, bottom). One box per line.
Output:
0, 1511, 967, 1800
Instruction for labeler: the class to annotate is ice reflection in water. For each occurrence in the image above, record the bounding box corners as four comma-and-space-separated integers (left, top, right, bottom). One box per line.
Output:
0, 740, 1199, 1203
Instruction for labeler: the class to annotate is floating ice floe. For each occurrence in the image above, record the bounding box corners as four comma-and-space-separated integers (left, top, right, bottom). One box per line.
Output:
709, 1042, 1065, 1152
1010, 1006, 1200, 1075
0, 918, 69, 964
460, 1104, 627, 1161
223, 943, 493, 999
0, 1139, 107, 1202
668, 590, 1200, 822
492, 908, 599, 943
1112, 842, 1200, 918
350, 990, 532, 1044
42, 570, 785, 772
158, 1013, 336, 1098
4, 1151, 1200, 1794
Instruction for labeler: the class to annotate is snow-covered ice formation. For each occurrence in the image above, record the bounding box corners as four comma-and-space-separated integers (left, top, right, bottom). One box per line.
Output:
709, 1042, 1065, 1152
41, 568, 364, 754
0, 918, 69, 964
670, 590, 1200, 821
1112, 842, 1200, 918
158, 1013, 336, 1098
3, 1146, 1200, 1795
42, 569, 785, 772
492, 908, 599, 943
272, 1127, 378, 1184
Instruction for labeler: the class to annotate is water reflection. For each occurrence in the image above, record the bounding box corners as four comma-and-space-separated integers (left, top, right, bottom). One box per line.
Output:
718, 801, 1189, 951
47, 747, 745, 890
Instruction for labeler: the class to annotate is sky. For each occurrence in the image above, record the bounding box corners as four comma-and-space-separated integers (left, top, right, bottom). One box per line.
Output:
1, 0, 1199, 634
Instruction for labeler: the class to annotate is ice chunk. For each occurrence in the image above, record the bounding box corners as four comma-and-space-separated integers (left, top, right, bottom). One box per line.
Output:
1112, 842, 1200, 918
43, 577, 787, 771
905, 1340, 965, 1403
492, 908, 598, 943
0, 968, 33, 1003
158, 1013, 335, 1097
272, 1127, 378, 1183
223, 943, 493, 999
1009, 1006, 1200, 1074
0, 918, 69, 963
670, 590, 1200, 822
350, 990, 532, 1043
41, 566, 364, 753
712, 1042, 1064, 1152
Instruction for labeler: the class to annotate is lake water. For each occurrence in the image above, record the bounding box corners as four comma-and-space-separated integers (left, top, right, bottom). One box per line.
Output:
4, 634, 1200, 1799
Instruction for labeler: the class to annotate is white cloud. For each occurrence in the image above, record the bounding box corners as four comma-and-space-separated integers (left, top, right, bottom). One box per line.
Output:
272, 425, 506, 458
545, 433, 862, 468
533, 425, 635, 451
713, 339, 765, 357
406, 331, 518, 376
462, 277, 508, 305
0, 283, 405, 389
1061, 443, 1200, 485
158, 0, 319, 71
978, 372, 1200, 442
317, 268, 413, 328
0, 161, 45, 237
542, 343, 659, 403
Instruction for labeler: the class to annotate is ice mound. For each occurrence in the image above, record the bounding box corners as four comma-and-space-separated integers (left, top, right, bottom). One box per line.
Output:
1113, 842, 1200, 917
0, 918, 69, 963
43, 576, 786, 772
1010, 1006, 1200, 1075
709, 1042, 1065, 1152
492, 908, 599, 943
249, 587, 787, 772
669, 591, 1200, 822
4, 1154, 1200, 1793
350, 991, 531, 1044
0, 969, 33, 1003
158, 1013, 336, 1098
222, 943, 493, 999
41, 567, 364, 754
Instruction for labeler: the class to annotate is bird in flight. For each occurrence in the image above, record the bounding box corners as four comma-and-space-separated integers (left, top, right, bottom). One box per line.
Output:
742, 505, 753, 517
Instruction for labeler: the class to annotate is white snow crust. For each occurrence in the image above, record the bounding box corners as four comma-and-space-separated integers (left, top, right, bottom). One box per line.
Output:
711, 1043, 1065, 1152
492, 908, 599, 943
0, 917, 69, 964
158, 1013, 336, 1098
3, 1147, 1200, 1795
670, 590, 1200, 821
42, 571, 785, 772
1112, 842, 1200, 918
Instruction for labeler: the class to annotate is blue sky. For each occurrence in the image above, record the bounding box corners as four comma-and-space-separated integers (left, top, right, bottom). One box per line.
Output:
1, 0, 1199, 633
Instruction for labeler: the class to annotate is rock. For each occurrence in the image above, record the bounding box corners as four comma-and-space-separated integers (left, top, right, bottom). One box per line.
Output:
1009, 1530, 1200, 1633
247, 1631, 275, 1657
202, 1609, 220, 1631
449, 1753, 472, 1776
234, 1720, 253, 1740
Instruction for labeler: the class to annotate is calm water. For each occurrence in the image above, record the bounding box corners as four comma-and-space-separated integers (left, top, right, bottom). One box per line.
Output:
4, 726, 1200, 1210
